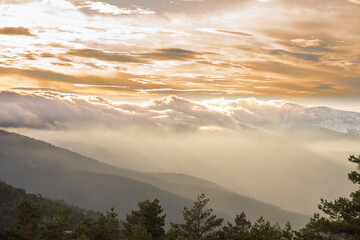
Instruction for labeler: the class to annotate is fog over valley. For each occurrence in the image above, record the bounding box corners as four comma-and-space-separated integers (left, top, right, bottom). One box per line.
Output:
3, 91, 359, 216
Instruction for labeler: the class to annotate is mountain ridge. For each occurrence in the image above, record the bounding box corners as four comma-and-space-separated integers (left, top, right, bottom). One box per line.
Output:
0, 129, 309, 228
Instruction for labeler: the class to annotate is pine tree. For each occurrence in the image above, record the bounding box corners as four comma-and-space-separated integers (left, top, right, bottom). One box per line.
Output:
167, 194, 223, 240
250, 216, 282, 240
5, 199, 42, 240
71, 217, 96, 240
220, 212, 252, 240
122, 199, 165, 240
71, 207, 121, 240
104, 207, 121, 240
41, 209, 71, 240
282, 222, 294, 240
123, 224, 153, 240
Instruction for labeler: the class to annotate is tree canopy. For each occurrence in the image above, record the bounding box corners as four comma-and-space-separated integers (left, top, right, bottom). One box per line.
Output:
122, 199, 165, 240
167, 194, 223, 240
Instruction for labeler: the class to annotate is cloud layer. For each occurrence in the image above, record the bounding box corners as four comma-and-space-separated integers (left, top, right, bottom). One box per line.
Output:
0, 0, 359, 102
1, 91, 359, 134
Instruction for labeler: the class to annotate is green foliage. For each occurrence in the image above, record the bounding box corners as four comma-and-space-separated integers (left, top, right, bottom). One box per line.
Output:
122, 199, 165, 240
1, 183, 301, 240
71, 208, 121, 240
167, 194, 223, 240
0, 181, 99, 232
70, 218, 97, 240
297, 155, 360, 240
282, 222, 294, 239
220, 212, 252, 240
123, 224, 153, 240
250, 216, 283, 240
5, 199, 42, 240
220, 212, 294, 240
41, 209, 71, 240
104, 208, 122, 240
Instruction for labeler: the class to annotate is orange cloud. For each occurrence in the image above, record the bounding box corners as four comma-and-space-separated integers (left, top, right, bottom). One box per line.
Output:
0, 0, 359, 103
0, 27, 34, 36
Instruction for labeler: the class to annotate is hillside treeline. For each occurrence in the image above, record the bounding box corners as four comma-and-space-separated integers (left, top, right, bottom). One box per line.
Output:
1, 155, 359, 240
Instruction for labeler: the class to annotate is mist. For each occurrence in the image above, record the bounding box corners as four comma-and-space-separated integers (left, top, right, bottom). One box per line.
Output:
11, 125, 359, 216
2, 91, 359, 215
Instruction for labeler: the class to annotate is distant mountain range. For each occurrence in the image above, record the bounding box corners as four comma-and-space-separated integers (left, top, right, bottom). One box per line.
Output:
0, 91, 359, 135
225, 101, 360, 135
304, 106, 360, 134
0, 129, 309, 228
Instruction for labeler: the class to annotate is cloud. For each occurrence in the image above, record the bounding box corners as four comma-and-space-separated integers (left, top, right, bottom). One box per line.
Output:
0, 67, 81, 84
290, 39, 322, 48
0, 91, 236, 129
216, 30, 253, 37
67, 49, 145, 63
65, 48, 202, 64
348, 0, 360, 4
139, 48, 202, 61
12, 87, 75, 94
1, 91, 359, 133
79, 1, 155, 15
316, 83, 335, 90
0, 0, 359, 101
269, 49, 320, 62
0, 27, 34, 36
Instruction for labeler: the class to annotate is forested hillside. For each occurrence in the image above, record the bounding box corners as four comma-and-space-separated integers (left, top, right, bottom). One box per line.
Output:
0, 181, 99, 232
0, 183, 298, 240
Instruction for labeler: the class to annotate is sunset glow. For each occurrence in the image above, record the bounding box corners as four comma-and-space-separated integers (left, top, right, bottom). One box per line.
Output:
0, 0, 359, 110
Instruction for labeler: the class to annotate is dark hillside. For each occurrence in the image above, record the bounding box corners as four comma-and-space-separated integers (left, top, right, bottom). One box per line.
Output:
0, 180, 99, 232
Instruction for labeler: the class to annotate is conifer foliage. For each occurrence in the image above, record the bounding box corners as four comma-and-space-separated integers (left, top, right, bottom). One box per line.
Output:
5, 199, 42, 240
167, 194, 223, 240
122, 199, 166, 240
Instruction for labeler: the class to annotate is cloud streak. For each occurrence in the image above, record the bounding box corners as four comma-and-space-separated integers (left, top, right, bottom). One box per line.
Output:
0, 27, 34, 36
67, 49, 145, 63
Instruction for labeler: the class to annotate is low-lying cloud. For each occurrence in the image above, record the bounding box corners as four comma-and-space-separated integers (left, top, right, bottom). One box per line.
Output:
1, 91, 359, 134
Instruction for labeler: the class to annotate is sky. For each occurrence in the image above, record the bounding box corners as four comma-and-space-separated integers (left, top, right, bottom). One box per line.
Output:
0, 0, 360, 111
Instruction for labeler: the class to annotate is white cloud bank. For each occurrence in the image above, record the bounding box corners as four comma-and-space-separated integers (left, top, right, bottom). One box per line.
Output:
80, 1, 155, 15
0, 91, 359, 133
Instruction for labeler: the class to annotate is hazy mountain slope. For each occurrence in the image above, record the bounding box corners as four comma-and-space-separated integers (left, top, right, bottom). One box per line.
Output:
0, 180, 100, 232
0, 129, 308, 228
242, 104, 360, 134
147, 172, 227, 191
88, 168, 309, 228
0, 130, 230, 226
34, 127, 354, 218
132, 175, 309, 228
305, 107, 360, 134
41, 140, 228, 191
